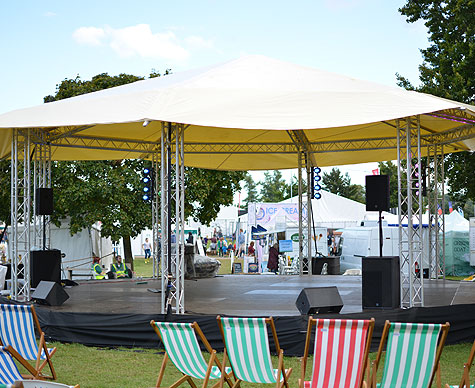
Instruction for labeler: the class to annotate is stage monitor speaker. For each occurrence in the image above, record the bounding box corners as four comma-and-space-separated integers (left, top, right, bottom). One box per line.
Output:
32, 281, 69, 306
362, 256, 400, 309
35, 188, 53, 215
295, 286, 343, 315
365, 175, 390, 211
30, 249, 61, 288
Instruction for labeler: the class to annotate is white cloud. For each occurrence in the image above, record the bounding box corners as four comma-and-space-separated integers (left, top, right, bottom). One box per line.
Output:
73, 26, 106, 46
72, 24, 211, 61
44, 11, 57, 17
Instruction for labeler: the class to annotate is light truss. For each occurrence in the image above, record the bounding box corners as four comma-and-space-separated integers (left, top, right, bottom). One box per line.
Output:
427, 144, 445, 279
152, 152, 160, 279
397, 117, 424, 307
10, 129, 32, 301
287, 130, 313, 275
160, 122, 185, 314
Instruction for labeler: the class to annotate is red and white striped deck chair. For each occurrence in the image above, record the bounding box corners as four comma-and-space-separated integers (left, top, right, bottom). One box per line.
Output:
299, 318, 375, 388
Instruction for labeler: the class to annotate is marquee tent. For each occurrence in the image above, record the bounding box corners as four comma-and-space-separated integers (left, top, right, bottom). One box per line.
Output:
0, 55, 473, 170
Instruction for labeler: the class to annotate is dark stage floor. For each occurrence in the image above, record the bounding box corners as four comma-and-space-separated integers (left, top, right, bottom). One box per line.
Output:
49, 274, 475, 316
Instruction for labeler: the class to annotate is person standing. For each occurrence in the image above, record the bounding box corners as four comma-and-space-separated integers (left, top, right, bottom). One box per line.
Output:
237, 229, 246, 257
143, 238, 152, 263
247, 241, 256, 257
267, 243, 279, 273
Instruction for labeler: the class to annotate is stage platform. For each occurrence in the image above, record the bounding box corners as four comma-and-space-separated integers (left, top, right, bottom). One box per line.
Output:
23, 275, 475, 355
46, 274, 475, 315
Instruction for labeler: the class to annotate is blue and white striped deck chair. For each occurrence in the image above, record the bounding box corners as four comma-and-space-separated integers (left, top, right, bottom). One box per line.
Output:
217, 316, 292, 388
0, 346, 23, 386
0, 305, 56, 380
150, 320, 233, 388
11, 380, 79, 388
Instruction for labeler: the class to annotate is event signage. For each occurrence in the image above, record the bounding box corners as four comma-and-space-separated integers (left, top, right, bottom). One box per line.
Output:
255, 203, 305, 227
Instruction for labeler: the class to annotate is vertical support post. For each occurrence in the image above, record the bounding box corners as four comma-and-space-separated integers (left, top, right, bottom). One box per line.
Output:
428, 144, 445, 279
297, 151, 309, 275
10, 129, 32, 301
160, 122, 185, 314
152, 151, 160, 279
306, 152, 313, 275
397, 116, 424, 307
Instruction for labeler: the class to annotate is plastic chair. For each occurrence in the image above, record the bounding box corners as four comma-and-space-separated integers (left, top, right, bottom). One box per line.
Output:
150, 320, 233, 388
371, 320, 450, 388
217, 316, 292, 388
300, 318, 375, 388
446, 339, 475, 388
0, 305, 56, 380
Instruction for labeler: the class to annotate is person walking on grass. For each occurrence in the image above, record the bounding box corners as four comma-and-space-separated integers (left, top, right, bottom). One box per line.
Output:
143, 238, 152, 264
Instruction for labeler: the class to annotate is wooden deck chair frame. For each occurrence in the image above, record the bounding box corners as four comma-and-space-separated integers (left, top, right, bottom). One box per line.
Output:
150, 320, 233, 388
370, 320, 450, 388
0, 305, 56, 380
299, 317, 375, 388
446, 339, 475, 388
12, 381, 79, 388
216, 316, 292, 388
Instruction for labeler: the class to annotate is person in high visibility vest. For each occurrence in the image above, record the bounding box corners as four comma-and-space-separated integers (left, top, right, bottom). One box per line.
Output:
92, 256, 107, 279
111, 255, 131, 278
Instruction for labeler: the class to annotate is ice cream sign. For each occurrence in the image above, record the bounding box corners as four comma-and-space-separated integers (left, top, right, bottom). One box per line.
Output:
255, 203, 305, 227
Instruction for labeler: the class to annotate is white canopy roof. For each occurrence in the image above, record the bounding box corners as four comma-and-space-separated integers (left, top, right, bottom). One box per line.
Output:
0, 55, 473, 170
445, 210, 469, 232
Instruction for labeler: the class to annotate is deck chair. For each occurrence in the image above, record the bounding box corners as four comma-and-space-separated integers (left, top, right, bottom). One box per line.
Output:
300, 318, 375, 388
12, 381, 79, 388
150, 320, 233, 388
217, 316, 292, 388
0, 305, 56, 380
446, 339, 475, 388
371, 320, 450, 388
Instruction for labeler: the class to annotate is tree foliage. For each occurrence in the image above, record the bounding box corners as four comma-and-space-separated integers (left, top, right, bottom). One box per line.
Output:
398, 0, 475, 215
378, 161, 399, 209
322, 168, 365, 203
259, 171, 288, 202
242, 173, 260, 206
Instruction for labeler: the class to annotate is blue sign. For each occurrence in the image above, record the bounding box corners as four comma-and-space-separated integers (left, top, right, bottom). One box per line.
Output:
279, 239, 293, 252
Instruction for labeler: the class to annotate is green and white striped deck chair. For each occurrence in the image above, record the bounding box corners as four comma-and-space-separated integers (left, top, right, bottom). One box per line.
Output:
217, 316, 292, 388
446, 339, 475, 388
150, 321, 233, 388
371, 320, 450, 388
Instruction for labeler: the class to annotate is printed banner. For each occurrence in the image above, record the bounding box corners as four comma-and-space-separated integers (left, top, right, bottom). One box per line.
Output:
255, 203, 305, 227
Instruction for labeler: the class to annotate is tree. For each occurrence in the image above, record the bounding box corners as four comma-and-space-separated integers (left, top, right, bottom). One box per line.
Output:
259, 170, 288, 202
378, 161, 399, 209
242, 173, 260, 206
322, 168, 365, 203
44, 72, 244, 266
398, 0, 475, 216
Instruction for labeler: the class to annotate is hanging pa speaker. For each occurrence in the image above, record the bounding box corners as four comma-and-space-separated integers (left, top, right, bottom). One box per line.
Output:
35, 188, 54, 215
32, 281, 69, 306
365, 175, 390, 211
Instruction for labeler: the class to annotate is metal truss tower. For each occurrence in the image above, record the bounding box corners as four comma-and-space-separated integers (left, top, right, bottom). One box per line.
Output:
151, 152, 161, 279
427, 144, 445, 279
397, 117, 424, 307
160, 122, 185, 314
288, 131, 313, 275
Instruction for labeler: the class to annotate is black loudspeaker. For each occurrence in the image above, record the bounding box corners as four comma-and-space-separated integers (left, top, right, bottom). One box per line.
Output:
295, 286, 343, 315
30, 250, 61, 288
362, 256, 400, 309
32, 281, 69, 306
365, 175, 390, 211
35, 188, 53, 215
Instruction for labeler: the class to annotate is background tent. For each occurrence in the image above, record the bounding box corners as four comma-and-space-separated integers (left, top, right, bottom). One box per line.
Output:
444, 211, 473, 276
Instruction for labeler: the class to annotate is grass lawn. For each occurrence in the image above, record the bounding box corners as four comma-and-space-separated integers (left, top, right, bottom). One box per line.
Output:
34, 340, 473, 388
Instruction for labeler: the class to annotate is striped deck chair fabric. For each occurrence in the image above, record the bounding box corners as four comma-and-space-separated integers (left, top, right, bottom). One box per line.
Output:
0, 305, 56, 380
0, 347, 23, 385
374, 321, 449, 388
12, 381, 79, 388
154, 322, 224, 380
301, 318, 374, 388
219, 317, 289, 385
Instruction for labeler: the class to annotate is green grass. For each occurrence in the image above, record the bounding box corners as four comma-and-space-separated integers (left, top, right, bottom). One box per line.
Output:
33, 340, 474, 388
133, 257, 154, 277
